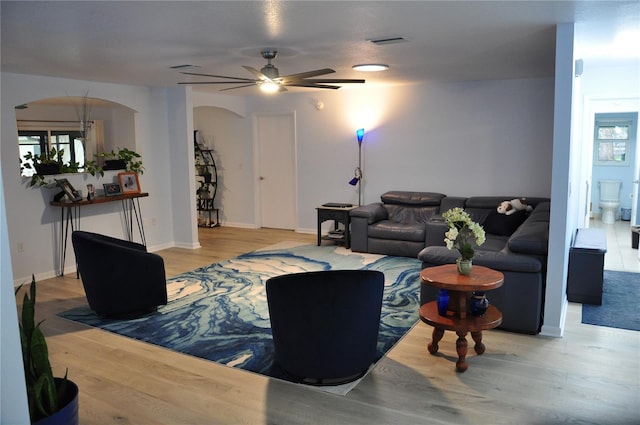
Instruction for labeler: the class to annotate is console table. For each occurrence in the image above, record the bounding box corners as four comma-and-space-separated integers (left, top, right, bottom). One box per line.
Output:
50, 192, 149, 276
420, 265, 503, 372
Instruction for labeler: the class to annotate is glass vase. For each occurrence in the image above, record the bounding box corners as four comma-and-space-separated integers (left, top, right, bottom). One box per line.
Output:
456, 257, 473, 275
436, 289, 449, 316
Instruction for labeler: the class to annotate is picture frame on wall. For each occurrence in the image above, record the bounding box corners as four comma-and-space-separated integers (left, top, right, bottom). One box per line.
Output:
118, 172, 141, 194
54, 178, 82, 202
103, 183, 122, 197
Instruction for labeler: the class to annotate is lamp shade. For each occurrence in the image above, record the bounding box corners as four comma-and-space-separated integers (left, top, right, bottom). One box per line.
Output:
356, 128, 365, 143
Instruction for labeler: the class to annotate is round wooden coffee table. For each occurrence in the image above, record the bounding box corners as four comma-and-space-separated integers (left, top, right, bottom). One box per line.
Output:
420, 264, 503, 372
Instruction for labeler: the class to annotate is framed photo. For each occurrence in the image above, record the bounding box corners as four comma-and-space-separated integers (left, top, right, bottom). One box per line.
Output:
103, 183, 122, 197
54, 178, 82, 202
118, 172, 141, 194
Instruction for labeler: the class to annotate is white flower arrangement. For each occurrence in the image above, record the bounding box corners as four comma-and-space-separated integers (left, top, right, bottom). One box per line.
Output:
442, 207, 486, 260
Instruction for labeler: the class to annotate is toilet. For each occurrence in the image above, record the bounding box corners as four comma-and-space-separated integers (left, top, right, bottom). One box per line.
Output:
599, 180, 622, 224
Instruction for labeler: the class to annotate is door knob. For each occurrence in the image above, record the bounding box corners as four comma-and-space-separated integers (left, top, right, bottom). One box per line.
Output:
259, 176, 265, 180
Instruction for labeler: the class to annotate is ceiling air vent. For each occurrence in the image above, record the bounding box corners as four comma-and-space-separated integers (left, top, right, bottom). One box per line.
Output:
367, 36, 407, 46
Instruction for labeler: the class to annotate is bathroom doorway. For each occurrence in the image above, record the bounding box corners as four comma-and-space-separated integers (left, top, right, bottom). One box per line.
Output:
590, 112, 638, 224
587, 110, 639, 272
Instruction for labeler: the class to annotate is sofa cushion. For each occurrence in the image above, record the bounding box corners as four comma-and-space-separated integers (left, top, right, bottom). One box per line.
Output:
385, 204, 440, 224
481, 234, 510, 252
483, 209, 528, 236
380, 191, 445, 206
368, 221, 426, 242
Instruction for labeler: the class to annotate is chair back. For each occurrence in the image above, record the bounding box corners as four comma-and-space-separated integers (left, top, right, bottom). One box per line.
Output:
266, 269, 384, 383
72, 231, 167, 316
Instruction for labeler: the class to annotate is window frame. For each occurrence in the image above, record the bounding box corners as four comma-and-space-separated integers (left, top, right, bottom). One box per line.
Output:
593, 118, 632, 167
19, 129, 85, 177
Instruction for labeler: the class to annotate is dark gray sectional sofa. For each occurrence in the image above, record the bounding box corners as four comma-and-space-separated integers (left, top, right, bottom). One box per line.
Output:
350, 191, 550, 334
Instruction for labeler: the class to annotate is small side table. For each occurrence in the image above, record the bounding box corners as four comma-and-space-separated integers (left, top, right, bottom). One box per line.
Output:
420, 265, 503, 372
316, 204, 357, 248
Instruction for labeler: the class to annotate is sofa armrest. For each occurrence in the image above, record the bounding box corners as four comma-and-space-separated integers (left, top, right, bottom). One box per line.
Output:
508, 202, 550, 255
350, 203, 388, 224
350, 203, 388, 253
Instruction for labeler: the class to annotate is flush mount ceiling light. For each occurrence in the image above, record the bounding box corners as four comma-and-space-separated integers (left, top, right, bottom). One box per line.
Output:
352, 64, 389, 72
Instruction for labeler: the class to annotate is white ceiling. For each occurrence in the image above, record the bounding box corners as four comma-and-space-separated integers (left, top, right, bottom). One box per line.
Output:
2, 1, 639, 96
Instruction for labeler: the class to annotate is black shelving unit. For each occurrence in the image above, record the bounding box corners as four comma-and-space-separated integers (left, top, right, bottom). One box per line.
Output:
194, 131, 220, 227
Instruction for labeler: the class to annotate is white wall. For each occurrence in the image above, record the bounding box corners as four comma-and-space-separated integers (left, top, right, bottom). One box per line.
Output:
1, 134, 30, 425
542, 23, 577, 337
194, 79, 554, 232
1, 73, 181, 282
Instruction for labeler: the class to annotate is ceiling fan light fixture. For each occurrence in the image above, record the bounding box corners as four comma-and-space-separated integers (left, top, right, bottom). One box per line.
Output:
260, 81, 280, 93
260, 64, 280, 79
352, 64, 389, 72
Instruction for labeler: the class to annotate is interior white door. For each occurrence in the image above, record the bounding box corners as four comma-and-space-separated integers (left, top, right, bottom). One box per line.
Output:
629, 115, 640, 225
256, 113, 296, 230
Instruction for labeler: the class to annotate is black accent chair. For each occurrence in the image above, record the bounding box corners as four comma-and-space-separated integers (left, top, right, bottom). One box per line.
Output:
266, 270, 384, 385
71, 231, 168, 317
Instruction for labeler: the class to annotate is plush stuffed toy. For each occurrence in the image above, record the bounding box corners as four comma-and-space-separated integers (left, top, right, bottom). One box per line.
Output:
497, 198, 533, 215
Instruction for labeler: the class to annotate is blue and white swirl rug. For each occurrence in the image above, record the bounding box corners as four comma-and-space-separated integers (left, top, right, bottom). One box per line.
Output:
60, 242, 421, 393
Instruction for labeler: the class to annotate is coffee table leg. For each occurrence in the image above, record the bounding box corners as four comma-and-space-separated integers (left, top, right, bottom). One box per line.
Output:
428, 327, 445, 354
471, 331, 485, 355
455, 331, 468, 372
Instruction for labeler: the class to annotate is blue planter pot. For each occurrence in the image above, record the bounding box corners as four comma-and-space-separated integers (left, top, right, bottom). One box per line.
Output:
33, 378, 79, 425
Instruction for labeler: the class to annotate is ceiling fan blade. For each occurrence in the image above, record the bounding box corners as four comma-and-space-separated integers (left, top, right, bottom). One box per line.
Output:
179, 81, 259, 85
218, 83, 259, 91
181, 71, 255, 82
243, 66, 269, 81
280, 68, 335, 81
303, 78, 366, 84
285, 82, 341, 90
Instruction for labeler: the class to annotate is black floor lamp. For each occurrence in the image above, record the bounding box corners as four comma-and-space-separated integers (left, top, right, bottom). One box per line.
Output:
349, 128, 365, 206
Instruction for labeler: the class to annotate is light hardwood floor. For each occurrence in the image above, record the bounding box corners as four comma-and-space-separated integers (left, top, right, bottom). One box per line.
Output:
30, 227, 640, 425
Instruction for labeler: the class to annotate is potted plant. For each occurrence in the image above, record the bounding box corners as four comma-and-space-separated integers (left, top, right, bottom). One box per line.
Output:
16, 276, 79, 425
195, 154, 213, 183
442, 207, 486, 275
85, 148, 144, 177
21, 148, 79, 187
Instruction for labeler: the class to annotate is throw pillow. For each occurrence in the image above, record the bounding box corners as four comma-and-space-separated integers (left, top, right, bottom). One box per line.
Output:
483, 209, 527, 237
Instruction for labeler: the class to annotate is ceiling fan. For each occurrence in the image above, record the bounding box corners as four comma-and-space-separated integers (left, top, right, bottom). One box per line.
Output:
178, 50, 365, 93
